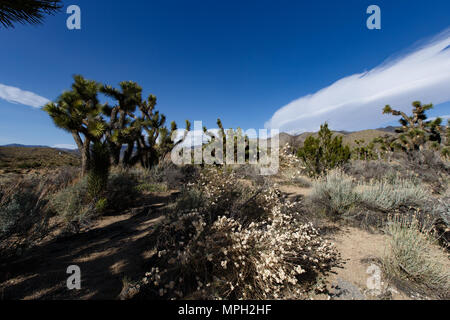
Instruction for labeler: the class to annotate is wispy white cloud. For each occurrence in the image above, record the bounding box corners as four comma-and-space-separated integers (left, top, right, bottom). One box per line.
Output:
428, 114, 450, 122
0, 84, 50, 108
265, 29, 450, 133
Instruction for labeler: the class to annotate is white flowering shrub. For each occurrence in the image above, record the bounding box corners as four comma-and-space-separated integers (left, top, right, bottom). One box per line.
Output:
140, 168, 339, 300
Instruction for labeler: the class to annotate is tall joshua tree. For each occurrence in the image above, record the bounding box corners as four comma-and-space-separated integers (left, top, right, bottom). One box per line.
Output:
43, 75, 106, 176
0, 0, 62, 28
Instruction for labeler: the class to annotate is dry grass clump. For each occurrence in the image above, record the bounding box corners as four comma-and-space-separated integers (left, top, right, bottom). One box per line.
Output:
49, 170, 142, 230
0, 168, 78, 255
130, 162, 198, 190
383, 215, 450, 298
140, 167, 339, 300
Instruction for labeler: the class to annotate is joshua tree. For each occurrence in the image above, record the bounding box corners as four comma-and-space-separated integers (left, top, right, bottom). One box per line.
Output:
43, 75, 106, 176
101, 81, 143, 166
382, 101, 444, 153
132, 95, 190, 168
0, 0, 62, 28
46, 76, 191, 173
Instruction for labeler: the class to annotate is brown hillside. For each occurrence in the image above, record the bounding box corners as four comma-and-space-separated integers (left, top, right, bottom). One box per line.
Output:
0, 147, 80, 173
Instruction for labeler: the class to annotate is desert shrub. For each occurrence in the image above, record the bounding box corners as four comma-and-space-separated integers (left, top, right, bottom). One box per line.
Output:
383, 215, 450, 298
309, 169, 432, 227
344, 160, 405, 183
0, 169, 78, 254
398, 149, 450, 194
345, 150, 450, 194
297, 123, 351, 177
49, 178, 95, 228
136, 167, 339, 300
428, 193, 450, 248
143, 206, 338, 300
175, 188, 206, 212
1, 190, 41, 235
280, 167, 311, 188
106, 172, 140, 211
136, 182, 168, 193
309, 169, 360, 218
358, 176, 430, 212
193, 168, 280, 224
132, 161, 193, 189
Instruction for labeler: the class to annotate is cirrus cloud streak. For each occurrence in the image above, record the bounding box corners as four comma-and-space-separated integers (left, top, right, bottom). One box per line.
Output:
0, 84, 50, 108
265, 29, 450, 133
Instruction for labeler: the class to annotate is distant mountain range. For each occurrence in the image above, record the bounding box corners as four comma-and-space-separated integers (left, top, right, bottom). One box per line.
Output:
1, 126, 401, 152
1, 144, 79, 154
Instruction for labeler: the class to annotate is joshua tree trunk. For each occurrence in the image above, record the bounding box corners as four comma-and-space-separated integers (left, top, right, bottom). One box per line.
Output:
81, 138, 91, 176
72, 131, 89, 177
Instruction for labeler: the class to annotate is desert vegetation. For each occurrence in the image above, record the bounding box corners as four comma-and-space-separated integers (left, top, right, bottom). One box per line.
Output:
0, 88, 449, 300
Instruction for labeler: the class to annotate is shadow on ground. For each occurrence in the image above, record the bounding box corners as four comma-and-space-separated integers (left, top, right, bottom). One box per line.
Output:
0, 192, 176, 300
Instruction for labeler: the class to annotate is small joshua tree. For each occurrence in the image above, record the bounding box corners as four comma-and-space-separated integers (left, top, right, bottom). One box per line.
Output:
382, 101, 444, 153
297, 123, 351, 177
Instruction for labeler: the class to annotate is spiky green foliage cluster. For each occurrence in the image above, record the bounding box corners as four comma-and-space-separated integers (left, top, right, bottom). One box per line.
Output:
0, 0, 62, 28
382, 101, 446, 153
297, 123, 351, 177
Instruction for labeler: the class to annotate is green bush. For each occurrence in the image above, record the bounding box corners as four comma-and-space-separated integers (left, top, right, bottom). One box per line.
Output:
297, 123, 351, 177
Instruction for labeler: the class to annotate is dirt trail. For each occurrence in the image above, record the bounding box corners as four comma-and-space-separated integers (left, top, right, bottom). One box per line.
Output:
0, 193, 175, 300
323, 226, 409, 300
276, 183, 410, 300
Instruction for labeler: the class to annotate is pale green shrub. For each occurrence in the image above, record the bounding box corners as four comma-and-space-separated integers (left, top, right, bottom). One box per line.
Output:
309, 169, 360, 217
383, 215, 450, 298
359, 177, 430, 212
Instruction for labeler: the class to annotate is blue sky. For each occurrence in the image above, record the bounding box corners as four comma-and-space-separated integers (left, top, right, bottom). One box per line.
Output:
0, 0, 449, 147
